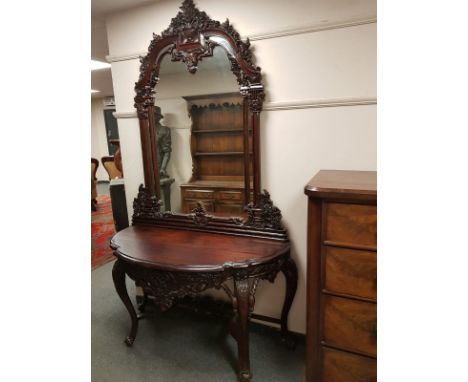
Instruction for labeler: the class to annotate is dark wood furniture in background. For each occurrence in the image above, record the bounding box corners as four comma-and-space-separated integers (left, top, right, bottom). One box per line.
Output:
180, 93, 252, 214
91, 158, 99, 211
101, 156, 123, 180
304, 170, 377, 382
109, 139, 123, 175
111, 1, 296, 382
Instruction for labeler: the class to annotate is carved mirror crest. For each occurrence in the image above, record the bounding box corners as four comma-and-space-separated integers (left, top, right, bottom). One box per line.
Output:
132, 0, 287, 240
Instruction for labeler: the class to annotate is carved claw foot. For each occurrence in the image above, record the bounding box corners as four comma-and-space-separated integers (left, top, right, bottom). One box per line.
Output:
124, 336, 135, 347
280, 332, 296, 350
239, 371, 252, 382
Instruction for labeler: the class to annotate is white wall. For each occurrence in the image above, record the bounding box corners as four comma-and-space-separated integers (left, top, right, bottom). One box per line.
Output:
91, 98, 111, 181
105, 0, 376, 334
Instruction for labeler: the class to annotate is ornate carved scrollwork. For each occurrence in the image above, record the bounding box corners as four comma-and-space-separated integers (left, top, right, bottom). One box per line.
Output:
132, 184, 163, 221
244, 190, 284, 230
169, 30, 216, 74
134, 0, 265, 118
240, 83, 265, 113
191, 201, 212, 225
120, 253, 287, 312
124, 264, 227, 311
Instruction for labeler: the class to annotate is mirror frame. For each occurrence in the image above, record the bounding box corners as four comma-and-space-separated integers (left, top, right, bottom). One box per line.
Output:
131, 0, 287, 240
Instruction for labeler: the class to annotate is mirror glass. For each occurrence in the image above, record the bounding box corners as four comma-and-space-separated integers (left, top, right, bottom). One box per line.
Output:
154, 46, 252, 217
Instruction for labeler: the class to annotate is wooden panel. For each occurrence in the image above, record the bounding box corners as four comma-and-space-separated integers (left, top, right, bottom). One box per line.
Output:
323, 295, 377, 357
218, 190, 243, 201
216, 202, 244, 215
305, 199, 323, 381
184, 189, 215, 200
325, 203, 376, 248
324, 246, 377, 300
196, 131, 244, 152
322, 347, 376, 382
197, 156, 245, 177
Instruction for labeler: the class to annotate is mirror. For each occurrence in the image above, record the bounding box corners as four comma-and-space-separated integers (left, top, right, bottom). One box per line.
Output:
133, 0, 268, 228
154, 47, 252, 217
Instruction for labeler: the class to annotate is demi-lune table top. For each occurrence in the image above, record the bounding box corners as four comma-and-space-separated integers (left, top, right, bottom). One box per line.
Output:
110, 225, 290, 272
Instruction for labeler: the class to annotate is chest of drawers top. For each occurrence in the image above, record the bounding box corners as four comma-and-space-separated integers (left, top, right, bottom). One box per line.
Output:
304, 170, 376, 202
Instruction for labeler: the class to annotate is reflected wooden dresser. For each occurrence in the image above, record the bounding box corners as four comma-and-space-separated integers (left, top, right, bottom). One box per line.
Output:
304, 170, 377, 382
180, 93, 253, 214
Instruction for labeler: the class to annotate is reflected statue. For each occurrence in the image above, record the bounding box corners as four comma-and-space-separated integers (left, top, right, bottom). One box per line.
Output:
154, 106, 175, 211
155, 106, 172, 179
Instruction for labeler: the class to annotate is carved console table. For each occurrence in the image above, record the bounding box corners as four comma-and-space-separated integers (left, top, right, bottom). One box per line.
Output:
111, 223, 297, 382
110, 1, 298, 380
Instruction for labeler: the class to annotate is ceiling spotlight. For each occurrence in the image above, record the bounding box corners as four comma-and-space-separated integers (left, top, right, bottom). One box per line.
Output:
91, 60, 111, 71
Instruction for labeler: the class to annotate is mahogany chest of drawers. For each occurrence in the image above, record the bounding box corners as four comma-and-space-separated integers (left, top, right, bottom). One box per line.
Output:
304, 170, 377, 381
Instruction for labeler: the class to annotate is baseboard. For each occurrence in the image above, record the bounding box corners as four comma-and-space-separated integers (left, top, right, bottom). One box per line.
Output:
141, 294, 306, 340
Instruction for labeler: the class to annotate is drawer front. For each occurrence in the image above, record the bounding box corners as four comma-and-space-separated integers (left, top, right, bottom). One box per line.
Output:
184, 189, 215, 200
325, 203, 377, 247
324, 246, 377, 300
218, 190, 243, 201
322, 347, 376, 382
216, 202, 244, 215
184, 200, 215, 213
323, 295, 377, 357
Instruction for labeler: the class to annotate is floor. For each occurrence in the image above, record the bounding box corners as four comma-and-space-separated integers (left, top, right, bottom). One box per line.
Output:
96, 181, 110, 196
92, 260, 306, 381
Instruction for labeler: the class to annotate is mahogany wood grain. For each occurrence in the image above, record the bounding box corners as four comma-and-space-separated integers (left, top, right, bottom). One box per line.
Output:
305, 170, 377, 382
324, 246, 377, 300
323, 295, 377, 358
325, 203, 377, 248
111, 225, 290, 272
305, 198, 323, 380
322, 347, 377, 382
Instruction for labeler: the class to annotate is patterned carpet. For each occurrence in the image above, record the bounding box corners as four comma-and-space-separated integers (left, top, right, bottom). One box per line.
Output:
91, 194, 116, 270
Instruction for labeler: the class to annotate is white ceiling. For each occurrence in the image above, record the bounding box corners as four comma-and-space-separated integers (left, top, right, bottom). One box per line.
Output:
91, 0, 160, 18
91, 0, 159, 98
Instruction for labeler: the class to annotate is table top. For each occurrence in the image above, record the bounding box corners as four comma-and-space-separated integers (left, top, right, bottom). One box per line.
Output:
304, 170, 376, 200
110, 225, 290, 272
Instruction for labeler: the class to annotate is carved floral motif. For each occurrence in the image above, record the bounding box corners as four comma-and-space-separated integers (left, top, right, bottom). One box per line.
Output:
191, 201, 212, 225
244, 190, 284, 230
132, 184, 163, 221
121, 254, 287, 311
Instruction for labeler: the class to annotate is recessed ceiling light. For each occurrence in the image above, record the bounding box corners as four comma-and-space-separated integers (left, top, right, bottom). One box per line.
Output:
91, 60, 111, 71
91, 89, 100, 93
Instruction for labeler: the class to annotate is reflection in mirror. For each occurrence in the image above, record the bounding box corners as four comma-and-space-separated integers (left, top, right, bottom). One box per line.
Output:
154, 47, 252, 217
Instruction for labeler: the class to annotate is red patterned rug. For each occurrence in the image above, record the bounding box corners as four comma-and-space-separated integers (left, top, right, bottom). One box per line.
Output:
91, 194, 116, 270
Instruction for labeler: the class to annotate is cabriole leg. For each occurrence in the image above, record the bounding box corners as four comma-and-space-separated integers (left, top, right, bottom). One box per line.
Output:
112, 259, 139, 346
233, 278, 253, 382
280, 256, 298, 348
